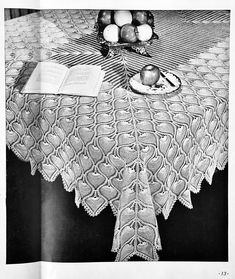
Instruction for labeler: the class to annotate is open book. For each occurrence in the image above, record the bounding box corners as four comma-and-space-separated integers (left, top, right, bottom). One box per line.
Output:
22, 62, 105, 97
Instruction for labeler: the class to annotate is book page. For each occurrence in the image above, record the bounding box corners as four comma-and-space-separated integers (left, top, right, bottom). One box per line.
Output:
59, 65, 103, 96
22, 62, 68, 94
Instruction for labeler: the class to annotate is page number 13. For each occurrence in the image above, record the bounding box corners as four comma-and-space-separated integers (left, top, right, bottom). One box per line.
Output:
219, 271, 229, 276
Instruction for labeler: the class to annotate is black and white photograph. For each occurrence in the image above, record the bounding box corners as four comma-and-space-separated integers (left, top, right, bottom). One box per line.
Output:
1, 2, 234, 279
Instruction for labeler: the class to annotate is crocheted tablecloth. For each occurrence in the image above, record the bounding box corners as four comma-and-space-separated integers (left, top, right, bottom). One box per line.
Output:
5, 10, 229, 261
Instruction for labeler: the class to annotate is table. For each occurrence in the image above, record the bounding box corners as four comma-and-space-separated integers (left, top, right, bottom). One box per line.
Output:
5, 9, 230, 262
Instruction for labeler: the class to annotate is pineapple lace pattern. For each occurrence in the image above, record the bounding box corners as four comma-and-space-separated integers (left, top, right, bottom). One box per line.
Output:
5, 9, 229, 261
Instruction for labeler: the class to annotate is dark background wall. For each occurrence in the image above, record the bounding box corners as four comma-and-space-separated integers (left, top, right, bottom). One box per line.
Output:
4, 9, 38, 20
6, 148, 228, 263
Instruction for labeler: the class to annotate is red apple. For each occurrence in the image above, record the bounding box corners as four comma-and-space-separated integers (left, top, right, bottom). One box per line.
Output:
97, 10, 113, 26
140, 64, 160, 86
120, 24, 138, 43
132, 11, 148, 25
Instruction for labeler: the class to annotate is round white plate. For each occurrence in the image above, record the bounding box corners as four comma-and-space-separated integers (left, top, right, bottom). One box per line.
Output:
129, 71, 182, 97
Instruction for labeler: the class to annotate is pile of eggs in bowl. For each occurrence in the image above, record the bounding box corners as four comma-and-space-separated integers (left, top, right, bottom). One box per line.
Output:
97, 10, 155, 43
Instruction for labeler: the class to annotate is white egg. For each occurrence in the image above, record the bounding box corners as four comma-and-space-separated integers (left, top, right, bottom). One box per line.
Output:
114, 10, 132, 27
103, 24, 120, 43
137, 24, 153, 42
